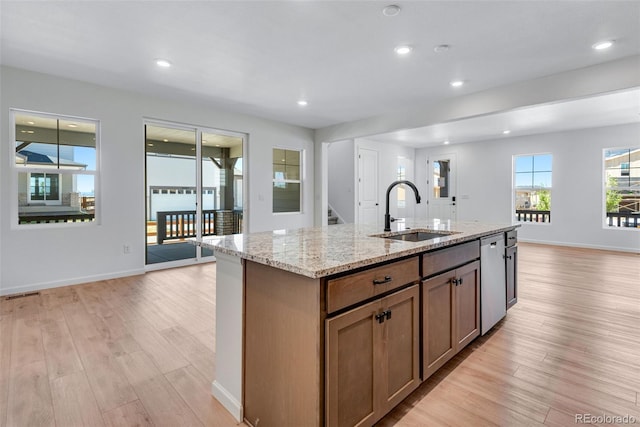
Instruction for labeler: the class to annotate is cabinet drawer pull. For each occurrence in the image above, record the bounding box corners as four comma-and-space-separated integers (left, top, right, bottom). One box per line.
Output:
373, 276, 392, 285
384, 309, 392, 320
375, 313, 386, 324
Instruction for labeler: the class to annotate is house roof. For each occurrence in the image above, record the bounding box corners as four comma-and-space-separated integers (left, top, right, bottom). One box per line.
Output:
17, 150, 88, 169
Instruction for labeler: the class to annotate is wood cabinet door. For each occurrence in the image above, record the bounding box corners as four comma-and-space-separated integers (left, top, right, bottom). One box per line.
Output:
454, 261, 480, 350
506, 245, 518, 309
379, 285, 420, 413
422, 271, 455, 379
326, 285, 420, 427
326, 299, 379, 427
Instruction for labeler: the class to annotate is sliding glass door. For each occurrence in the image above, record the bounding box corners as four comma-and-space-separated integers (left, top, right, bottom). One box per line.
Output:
145, 122, 244, 266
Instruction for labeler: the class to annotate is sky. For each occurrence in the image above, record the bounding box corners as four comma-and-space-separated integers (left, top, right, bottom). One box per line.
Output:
73, 147, 96, 195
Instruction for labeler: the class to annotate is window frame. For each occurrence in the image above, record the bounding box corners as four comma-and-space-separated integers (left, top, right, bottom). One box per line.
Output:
10, 108, 100, 229
272, 147, 303, 214
513, 153, 553, 224
602, 147, 640, 230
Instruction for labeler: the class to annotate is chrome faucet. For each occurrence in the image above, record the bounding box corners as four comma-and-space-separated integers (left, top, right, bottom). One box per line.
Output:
384, 180, 421, 231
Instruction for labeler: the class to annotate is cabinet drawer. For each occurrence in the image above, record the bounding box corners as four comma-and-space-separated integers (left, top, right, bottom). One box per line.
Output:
327, 257, 419, 313
505, 229, 518, 247
422, 240, 479, 278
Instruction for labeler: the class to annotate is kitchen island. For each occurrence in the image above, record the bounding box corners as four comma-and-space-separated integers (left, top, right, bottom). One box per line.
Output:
200, 219, 517, 427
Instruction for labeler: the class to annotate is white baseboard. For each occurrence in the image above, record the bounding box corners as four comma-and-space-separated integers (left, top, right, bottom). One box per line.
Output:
212, 380, 243, 423
0, 268, 146, 297
519, 238, 640, 254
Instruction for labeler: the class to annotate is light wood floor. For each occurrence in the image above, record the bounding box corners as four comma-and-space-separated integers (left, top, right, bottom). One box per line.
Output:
0, 243, 638, 426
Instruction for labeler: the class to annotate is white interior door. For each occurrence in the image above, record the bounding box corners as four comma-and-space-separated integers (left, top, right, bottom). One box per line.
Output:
428, 154, 457, 221
358, 148, 379, 225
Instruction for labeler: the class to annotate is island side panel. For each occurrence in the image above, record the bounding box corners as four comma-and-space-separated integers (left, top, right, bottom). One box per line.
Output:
213, 251, 245, 422
244, 260, 325, 427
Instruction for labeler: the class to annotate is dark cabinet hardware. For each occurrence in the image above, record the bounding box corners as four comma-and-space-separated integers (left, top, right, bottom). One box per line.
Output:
373, 276, 392, 285
375, 310, 393, 324
451, 277, 463, 286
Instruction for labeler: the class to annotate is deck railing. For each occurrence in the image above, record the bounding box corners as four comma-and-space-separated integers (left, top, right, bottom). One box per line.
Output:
156, 209, 243, 244
516, 209, 551, 223
606, 212, 639, 228
514, 210, 638, 227
81, 196, 95, 212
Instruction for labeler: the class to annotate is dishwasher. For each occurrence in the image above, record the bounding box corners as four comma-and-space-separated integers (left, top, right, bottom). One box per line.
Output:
480, 233, 507, 335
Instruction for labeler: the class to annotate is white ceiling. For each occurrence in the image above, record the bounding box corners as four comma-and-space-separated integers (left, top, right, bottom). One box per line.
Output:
1, 1, 640, 143
369, 88, 640, 147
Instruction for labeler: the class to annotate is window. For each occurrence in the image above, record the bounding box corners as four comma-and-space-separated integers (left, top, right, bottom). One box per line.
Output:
433, 160, 450, 198
604, 148, 640, 228
397, 163, 406, 208
273, 148, 301, 213
514, 154, 552, 223
12, 109, 98, 225
29, 173, 60, 202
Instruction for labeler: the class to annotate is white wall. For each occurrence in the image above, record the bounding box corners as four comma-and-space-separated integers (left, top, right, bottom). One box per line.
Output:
355, 138, 421, 227
416, 123, 640, 252
327, 139, 355, 223
0, 66, 315, 295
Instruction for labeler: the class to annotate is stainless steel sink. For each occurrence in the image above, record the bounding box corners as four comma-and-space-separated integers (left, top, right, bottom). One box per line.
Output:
373, 229, 459, 242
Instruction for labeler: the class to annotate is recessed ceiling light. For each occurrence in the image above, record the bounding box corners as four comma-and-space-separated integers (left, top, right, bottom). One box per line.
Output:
67, 124, 78, 128
443, 140, 450, 145
434, 44, 451, 53
395, 45, 413, 55
27, 121, 35, 125
503, 130, 511, 135
163, 139, 169, 142
20, 130, 27, 133
148, 143, 154, 147
592, 40, 614, 50
215, 144, 221, 147
297, 100, 308, 107
155, 59, 172, 68
382, 5, 401, 16
27, 130, 35, 134
450, 80, 464, 87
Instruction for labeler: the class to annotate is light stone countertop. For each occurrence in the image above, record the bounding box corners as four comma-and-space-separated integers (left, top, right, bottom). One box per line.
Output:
200, 219, 518, 279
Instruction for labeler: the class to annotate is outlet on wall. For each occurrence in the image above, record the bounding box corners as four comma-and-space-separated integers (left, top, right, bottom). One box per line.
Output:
123, 244, 131, 254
